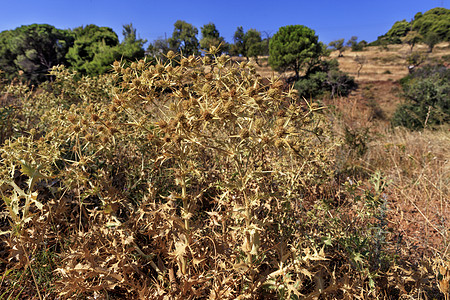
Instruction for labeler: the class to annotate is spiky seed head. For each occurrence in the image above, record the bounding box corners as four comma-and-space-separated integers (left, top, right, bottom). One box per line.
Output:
67, 114, 77, 124
205, 73, 213, 81
180, 58, 188, 67
172, 134, 182, 144
72, 125, 81, 133
218, 54, 228, 65
157, 120, 168, 129
202, 83, 211, 93
203, 56, 211, 64
239, 128, 250, 139
224, 101, 234, 112
133, 79, 141, 87
201, 111, 213, 121
275, 127, 286, 138
101, 136, 109, 143
91, 114, 100, 122
220, 91, 230, 100
166, 50, 176, 60
85, 134, 94, 142
277, 110, 286, 117
274, 138, 284, 148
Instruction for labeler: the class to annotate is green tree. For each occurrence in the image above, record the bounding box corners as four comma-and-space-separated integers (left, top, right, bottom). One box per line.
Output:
244, 29, 263, 63
423, 32, 439, 52
329, 38, 345, 57
230, 26, 245, 56
403, 31, 422, 51
168, 20, 199, 56
269, 25, 325, 80
385, 20, 411, 43
0, 24, 73, 83
119, 23, 147, 61
66, 25, 120, 75
199, 22, 227, 54
66, 24, 145, 76
294, 59, 356, 98
261, 31, 272, 56
412, 7, 450, 42
372, 8, 449, 47
0, 30, 16, 80
345, 36, 358, 50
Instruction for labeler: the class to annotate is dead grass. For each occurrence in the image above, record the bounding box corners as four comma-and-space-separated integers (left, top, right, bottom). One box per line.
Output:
238, 42, 450, 83
331, 42, 450, 82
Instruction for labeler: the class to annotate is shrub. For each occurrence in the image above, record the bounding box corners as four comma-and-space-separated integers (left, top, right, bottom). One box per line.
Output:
392, 64, 450, 130
1, 51, 439, 299
294, 60, 357, 98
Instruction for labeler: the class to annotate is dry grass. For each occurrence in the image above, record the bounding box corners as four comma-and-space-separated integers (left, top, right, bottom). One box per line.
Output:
331, 42, 450, 82
239, 42, 450, 83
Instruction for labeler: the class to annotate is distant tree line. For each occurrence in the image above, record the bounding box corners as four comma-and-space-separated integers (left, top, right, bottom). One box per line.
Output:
0, 23, 146, 83
0, 7, 447, 86
327, 7, 449, 56
0, 21, 271, 84
371, 7, 449, 52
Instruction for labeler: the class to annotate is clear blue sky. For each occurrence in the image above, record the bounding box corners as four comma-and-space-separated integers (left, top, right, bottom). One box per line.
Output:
0, 0, 447, 46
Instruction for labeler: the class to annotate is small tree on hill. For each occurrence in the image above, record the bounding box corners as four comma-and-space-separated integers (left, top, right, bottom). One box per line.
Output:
269, 25, 325, 80
1, 24, 74, 83
424, 32, 439, 53
354, 55, 367, 77
329, 38, 345, 57
120, 23, 147, 61
346, 36, 358, 49
403, 31, 422, 52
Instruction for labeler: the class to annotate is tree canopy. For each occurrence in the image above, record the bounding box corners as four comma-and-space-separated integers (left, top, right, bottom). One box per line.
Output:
199, 23, 227, 54
244, 29, 263, 62
229, 27, 264, 61
269, 25, 325, 80
65, 25, 120, 76
0, 24, 73, 83
168, 20, 199, 56
413, 7, 450, 41
328, 39, 345, 56
374, 7, 450, 45
66, 24, 146, 76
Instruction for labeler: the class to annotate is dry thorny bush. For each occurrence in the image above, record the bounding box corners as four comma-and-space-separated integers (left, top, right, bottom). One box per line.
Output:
0, 49, 448, 299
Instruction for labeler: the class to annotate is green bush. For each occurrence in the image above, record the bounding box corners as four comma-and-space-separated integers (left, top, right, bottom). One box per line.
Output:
294, 59, 357, 98
392, 64, 450, 130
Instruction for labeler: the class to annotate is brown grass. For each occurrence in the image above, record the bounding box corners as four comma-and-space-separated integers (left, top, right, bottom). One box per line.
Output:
331, 42, 450, 82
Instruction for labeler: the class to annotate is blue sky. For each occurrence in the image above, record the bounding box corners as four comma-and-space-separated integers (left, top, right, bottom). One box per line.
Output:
0, 0, 447, 46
